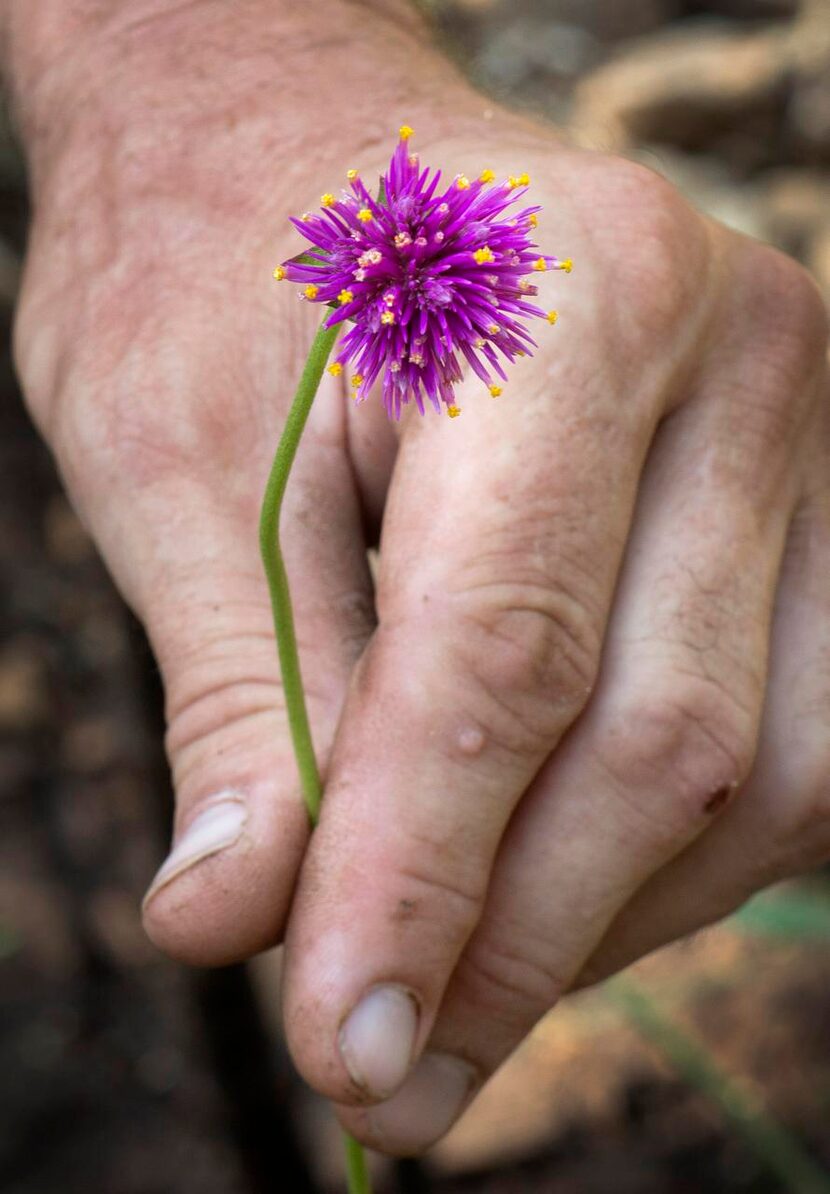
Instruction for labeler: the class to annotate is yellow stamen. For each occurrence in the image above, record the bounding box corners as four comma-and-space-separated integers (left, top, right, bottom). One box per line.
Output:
399, 124, 414, 141
380, 311, 396, 325
473, 246, 494, 265
357, 208, 373, 223
300, 212, 313, 222
518, 172, 530, 186
528, 213, 538, 228
456, 175, 471, 190
489, 384, 503, 397
479, 168, 496, 183
547, 309, 559, 324
327, 362, 343, 376
346, 168, 359, 181
507, 176, 520, 189
532, 257, 547, 272
488, 323, 500, 335
321, 193, 336, 207
351, 374, 363, 388
560, 257, 573, 273
303, 283, 319, 299
272, 265, 286, 281
338, 289, 354, 305
447, 405, 461, 418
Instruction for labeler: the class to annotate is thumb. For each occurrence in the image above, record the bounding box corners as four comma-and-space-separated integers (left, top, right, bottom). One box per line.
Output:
140, 457, 374, 965
109, 395, 376, 966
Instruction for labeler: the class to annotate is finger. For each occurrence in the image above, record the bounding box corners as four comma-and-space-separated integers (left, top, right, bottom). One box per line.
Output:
579, 404, 830, 985
44, 302, 376, 967
282, 282, 678, 1107
339, 308, 823, 1152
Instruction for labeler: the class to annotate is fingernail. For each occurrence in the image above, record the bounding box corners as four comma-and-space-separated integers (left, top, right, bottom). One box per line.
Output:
144, 794, 247, 903
339, 985, 420, 1099
365, 1052, 477, 1153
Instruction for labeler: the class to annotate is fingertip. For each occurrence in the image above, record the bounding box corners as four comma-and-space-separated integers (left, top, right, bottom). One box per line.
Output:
335, 1051, 479, 1156
142, 784, 309, 967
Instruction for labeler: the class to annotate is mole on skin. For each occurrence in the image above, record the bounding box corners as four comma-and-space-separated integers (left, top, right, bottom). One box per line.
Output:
704, 784, 736, 815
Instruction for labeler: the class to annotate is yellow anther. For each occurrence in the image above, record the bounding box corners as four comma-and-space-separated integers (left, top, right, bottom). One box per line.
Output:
528, 213, 538, 228
399, 124, 414, 141
456, 175, 471, 190
351, 374, 363, 388
304, 283, 319, 299
447, 405, 461, 418
489, 384, 503, 397
380, 310, 396, 325
321, 193, 336, 207
518, 172, 530, 186
488, 323, 500, 335
547, 309, 559, 324
560, 257, 573, 273
507, 176, 520, 189
357, 208, 373, 223
338, 289, 354, 305
473, 246, 494, 265
300, 212, 313, 222
532, 257, 548, 272
479, 168, 496, 184
516, 349, 526, 357
346, 168, 359, 181
272, 265, 286, 281
327, 362, 343, 376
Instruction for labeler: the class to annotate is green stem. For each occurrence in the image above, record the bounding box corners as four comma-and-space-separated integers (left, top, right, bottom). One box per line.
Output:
259, 315, 372, 1194
344, 1133, 372, 1193
259, 317, 339, 824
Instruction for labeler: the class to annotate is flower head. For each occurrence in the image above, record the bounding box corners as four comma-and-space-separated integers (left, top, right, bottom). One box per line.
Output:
277, 129, 570, 418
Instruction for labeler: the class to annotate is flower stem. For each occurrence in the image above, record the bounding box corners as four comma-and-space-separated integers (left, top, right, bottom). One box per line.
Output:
259, 315, 372, 1194
344, 1133, 372, 1193
258, 317, 339, 823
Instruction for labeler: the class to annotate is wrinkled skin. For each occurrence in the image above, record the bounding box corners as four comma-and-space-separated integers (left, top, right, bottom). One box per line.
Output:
6, 0, 830, 1156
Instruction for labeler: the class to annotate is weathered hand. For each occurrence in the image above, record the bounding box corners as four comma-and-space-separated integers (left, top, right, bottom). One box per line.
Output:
8, 0, 829, 1160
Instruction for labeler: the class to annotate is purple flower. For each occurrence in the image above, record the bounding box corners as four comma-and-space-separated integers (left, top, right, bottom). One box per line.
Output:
275, 127, 571, 419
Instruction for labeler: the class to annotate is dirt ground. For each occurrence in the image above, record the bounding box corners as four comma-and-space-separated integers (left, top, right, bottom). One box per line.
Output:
1, 2, 830, 1192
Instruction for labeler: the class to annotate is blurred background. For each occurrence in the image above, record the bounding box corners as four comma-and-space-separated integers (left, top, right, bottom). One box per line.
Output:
2, 1, 830, 1191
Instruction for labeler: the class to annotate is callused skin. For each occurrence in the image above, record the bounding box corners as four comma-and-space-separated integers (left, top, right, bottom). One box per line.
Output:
4, 0, 829, 1157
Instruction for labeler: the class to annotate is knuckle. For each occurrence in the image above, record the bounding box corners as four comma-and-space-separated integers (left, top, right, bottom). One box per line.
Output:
735, 243, 829, 389
591, 157, 708, 338
454, 930, 565, 1026
452, 581, 601, 756
158, 619, 312, 781
759, 248, 829, 362
597, 677, 756, 836
392, 854, 486, 944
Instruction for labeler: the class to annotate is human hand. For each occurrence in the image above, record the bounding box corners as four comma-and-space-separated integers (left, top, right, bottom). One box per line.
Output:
9, 0, 829, 1159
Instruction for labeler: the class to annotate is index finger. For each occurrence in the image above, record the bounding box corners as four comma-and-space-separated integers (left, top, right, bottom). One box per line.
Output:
281, 258, 676, 1106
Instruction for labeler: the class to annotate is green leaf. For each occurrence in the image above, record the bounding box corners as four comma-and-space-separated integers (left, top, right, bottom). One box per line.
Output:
288, 249, 329, 268
376, 176, 388, 208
